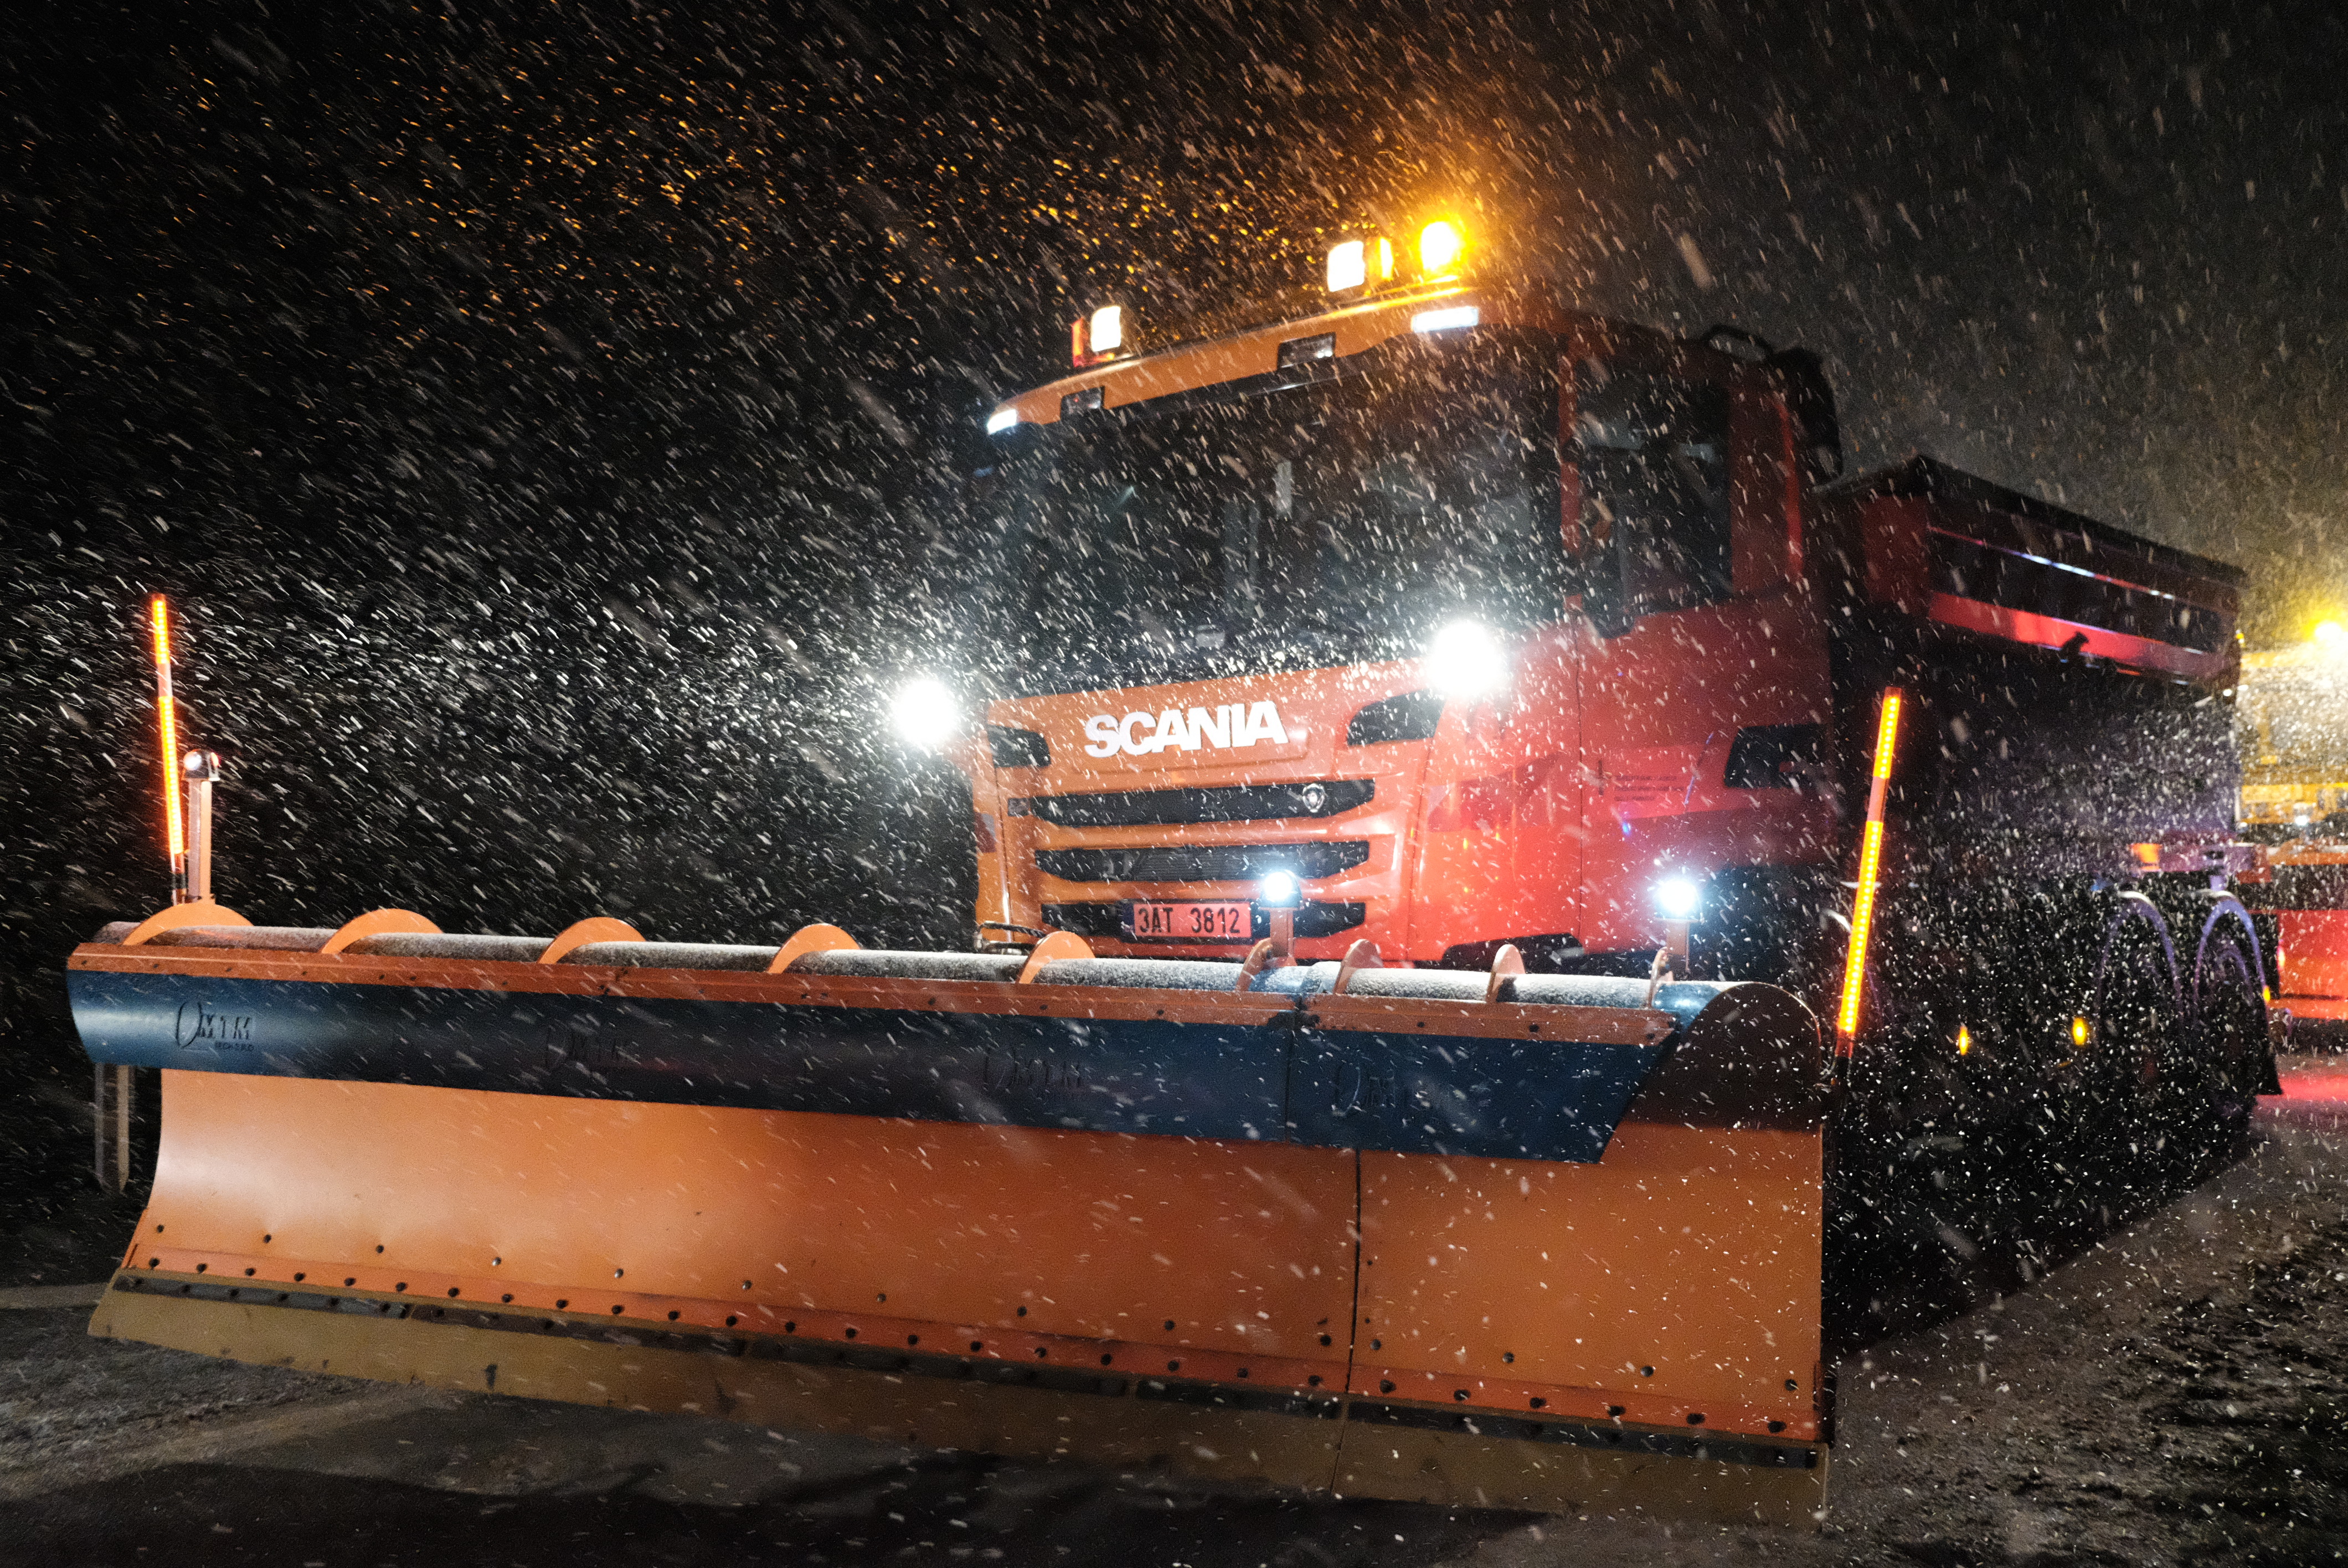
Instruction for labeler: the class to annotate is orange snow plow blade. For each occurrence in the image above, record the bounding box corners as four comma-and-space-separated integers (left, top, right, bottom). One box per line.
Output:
72, 908, 1829, 1521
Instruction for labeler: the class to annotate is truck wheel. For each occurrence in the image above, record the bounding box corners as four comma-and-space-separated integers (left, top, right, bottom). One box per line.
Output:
2067, 892, 2185, 1211
2187, 896, 2267, 1163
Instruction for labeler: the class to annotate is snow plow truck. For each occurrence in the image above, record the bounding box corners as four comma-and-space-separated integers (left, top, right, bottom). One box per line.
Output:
70, 216, 2278, 1525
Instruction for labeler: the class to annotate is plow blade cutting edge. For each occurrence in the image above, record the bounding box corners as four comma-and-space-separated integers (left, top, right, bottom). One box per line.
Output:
70, 909, 1829, 1521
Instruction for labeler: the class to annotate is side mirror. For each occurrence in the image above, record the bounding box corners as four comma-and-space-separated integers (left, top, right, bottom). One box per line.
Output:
1567, 477, 1641, 639
1765, 345, 1844, 486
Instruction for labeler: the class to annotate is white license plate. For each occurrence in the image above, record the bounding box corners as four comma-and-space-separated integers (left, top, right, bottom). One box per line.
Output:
1125, 901, 1253, 942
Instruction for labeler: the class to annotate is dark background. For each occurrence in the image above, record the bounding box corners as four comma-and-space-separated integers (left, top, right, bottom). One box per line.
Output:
4, 0, 2342, 1231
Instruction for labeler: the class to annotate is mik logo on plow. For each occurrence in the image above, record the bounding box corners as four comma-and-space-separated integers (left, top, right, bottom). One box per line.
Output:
1083, 701, 1295, 759
173, 999, 254, 1051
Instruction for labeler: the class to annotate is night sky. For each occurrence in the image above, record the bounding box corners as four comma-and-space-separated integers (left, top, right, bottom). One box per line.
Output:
2, 2, 2342, 1183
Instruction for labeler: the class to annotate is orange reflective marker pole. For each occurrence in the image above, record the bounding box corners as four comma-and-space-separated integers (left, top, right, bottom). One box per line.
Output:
1835, 687, 1904, 1056
150, 595, 188, 904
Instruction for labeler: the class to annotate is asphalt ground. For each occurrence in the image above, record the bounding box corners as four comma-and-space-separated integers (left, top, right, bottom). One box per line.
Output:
4, 1062, 2345, 1567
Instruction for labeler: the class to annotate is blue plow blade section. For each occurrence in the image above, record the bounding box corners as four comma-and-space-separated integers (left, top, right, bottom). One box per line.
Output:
69, 958, 1685, 1162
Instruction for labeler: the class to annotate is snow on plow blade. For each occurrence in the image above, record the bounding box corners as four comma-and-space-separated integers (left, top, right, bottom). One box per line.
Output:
71, 907, 1829, 1521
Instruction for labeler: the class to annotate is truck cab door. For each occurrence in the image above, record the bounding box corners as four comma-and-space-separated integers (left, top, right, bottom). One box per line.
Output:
1564, 337, 1832, 958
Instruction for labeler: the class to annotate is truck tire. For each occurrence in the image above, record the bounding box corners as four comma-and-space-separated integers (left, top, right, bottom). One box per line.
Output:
2187, 895, 2268, 1161
2054, 891, 2184, 1215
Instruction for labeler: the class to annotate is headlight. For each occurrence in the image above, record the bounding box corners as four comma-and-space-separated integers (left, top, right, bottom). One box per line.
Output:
1652, 875, 1705, 921
1257, 869, 1302, 909
1422, 619, 1508, 698
889, 678, 961, 749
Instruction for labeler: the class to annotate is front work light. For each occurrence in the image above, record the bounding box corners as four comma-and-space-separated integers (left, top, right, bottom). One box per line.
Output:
1418, 220, 1465, 276
1256, 869, 1302, 909
1653, 876, 1704, 922
889, 678, 961, 750
985, 406, 1020, 435
1411, 305, 1480, 334
1422, 618, 1507, 698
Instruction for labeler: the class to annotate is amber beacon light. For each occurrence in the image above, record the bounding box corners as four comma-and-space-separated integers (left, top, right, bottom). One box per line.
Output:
1834, 686, 1904, 1054
1417, 219, 1465, 276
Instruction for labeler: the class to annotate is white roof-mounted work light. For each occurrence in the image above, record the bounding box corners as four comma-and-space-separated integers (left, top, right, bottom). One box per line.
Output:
1071, 305, 1127, 367
1327, 240, 1367, 292
1088, 305, 1123, 354
1325, 235, 1394, 293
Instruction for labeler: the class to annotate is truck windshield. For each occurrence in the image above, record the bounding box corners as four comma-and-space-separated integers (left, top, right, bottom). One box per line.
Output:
974, 333, 1558, 686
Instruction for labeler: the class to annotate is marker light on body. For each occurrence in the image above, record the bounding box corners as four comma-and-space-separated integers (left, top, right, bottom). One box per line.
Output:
1834, 688, 1904, 1053
150, 596, 188, 898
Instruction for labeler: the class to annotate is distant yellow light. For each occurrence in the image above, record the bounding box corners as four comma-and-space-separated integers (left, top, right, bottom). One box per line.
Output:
2316, 619, 2346, 649
1088, 305, 1124, 355
1418, 220, 1465, 276
1326, 239, 1366, 292
2071, 1015, 2091, 1047
1956, 1024, 1971, 1056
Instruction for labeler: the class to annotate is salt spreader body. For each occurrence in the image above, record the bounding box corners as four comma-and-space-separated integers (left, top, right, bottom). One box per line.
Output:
73, 214, 2276, 1524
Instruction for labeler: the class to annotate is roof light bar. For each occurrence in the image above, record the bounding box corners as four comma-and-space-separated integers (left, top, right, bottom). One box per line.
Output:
1834, 687, 1904, 1054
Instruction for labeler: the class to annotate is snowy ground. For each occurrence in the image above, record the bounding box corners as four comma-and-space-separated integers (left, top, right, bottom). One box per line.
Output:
4, 1064, 2344, 1567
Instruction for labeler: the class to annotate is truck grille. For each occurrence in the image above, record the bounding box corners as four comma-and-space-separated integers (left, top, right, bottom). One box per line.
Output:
1044, 902, 1368, 942
1009, 780, 1373, 828
1035, 840, 1372, 884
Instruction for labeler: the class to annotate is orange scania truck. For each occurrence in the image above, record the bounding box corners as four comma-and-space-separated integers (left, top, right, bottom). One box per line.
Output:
69, 216, 2276, 1529
912, 215, 2276, 1250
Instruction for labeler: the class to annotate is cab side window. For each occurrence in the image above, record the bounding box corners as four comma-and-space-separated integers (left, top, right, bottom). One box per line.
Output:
1574, 366, 1731, 635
